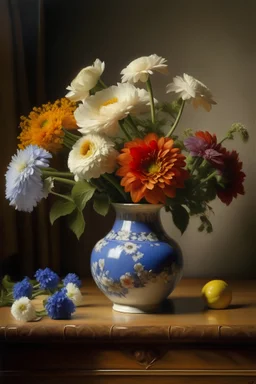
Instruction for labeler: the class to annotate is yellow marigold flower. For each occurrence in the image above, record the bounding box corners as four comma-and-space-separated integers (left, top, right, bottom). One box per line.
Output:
18, 98, 77, 153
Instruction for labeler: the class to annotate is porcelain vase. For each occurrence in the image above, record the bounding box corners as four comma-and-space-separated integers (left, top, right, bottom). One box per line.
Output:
90, 203, 183, 314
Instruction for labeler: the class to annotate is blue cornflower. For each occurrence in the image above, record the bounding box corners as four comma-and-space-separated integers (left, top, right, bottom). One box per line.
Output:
35, 267, 59, 290
45, 290, 75, 320
13, 277, 33, 300
5, 145, 52, 212
62, 273, 81, 288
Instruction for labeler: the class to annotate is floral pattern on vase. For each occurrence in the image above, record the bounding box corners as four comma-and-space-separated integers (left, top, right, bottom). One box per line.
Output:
91, 204, 183, 313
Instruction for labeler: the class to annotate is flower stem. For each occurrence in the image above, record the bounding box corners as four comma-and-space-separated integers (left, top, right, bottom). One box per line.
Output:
126, 115, 143, 138
102, 174, 129, 202
119, 119, 133, 141
199, 170, 218, 185
63, 136, 76, 147
189, 157, 202, 176
36, 310, 47, 316
90, 179, 104, 193
219, 136, 228, 145
50, 191, 74, 203
63, 140, 72, 150
146, 78, 156, 124
62, 129, 80, 141
32, 290, 47, 298
51, 177, 76, 186
98, 78, 108, 89
41, 170, 74, 178
165, 99, 185, 138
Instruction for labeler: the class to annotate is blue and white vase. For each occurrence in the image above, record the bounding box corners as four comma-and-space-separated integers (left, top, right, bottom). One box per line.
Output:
90, 204, 183, 313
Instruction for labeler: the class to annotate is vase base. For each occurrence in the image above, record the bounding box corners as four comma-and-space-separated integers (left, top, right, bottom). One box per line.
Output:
112, 303, 162, 314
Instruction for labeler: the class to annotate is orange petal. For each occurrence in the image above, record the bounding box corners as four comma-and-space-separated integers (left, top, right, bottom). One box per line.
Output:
145, 187, 166, 204
163, 186, 176, 198
144, 133, 158, 144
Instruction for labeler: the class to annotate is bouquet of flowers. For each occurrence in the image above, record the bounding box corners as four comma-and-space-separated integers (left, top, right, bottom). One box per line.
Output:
5, 54, 248, 238
0, 269, 83, 321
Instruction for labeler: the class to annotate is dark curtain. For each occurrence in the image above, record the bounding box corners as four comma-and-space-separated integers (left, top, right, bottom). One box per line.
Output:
0, 0, 115, 280
0, 0, 61, 279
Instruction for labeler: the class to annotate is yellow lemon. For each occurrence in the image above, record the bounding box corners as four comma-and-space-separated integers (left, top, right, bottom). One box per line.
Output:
201, 280, 232, 309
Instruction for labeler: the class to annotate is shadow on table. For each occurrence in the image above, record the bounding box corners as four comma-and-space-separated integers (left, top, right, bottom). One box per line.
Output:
162, 296, 206, 314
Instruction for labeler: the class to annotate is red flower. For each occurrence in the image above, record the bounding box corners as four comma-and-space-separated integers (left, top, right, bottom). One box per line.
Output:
216, 148, 245, 205
116, 133, 188, 204
195, 131, 218, 146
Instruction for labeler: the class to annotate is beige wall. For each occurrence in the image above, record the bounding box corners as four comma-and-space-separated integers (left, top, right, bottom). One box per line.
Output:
45, 0, 255, 278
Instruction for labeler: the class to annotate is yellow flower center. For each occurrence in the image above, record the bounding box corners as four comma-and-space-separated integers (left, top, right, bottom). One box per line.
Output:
100, 97, 118, 108
41, 120, 49, 127
80, 140, 94, 157
17, 162, 27, 172
148, 162, 160, 174
19, 304, 27, 312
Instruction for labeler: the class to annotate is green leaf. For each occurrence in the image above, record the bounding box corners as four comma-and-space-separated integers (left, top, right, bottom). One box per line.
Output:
50, 199, 76, 225
93, 193, 110, 216
171, 205, 190, 234
67, 209, 85, 240
1, 275, 15, 289
71, 181, 96, 211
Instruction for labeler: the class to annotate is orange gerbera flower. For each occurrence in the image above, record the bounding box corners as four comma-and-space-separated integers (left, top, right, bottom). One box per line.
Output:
18, 98, 77, 153
116, 133, 189, 204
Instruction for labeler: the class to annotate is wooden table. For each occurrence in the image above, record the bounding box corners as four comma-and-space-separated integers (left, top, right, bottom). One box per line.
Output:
0, 279, 256, 383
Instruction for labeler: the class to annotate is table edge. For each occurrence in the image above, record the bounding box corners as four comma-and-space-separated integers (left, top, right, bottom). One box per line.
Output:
1, 324, 256, 343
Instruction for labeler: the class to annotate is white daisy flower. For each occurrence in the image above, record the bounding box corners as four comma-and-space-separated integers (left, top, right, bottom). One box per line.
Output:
68, 134, 118, 180
132, 251, 144, 262
66, 283, 83, 306
123, 242, 139, 254
11, 297, 37, 322
98, 259, 105, 271
5, 145, 52, 213
121, 54, 168, 83
66, 59, 105, 102
166, 73, 216, 111
74, 83, 152, 136
120, 273, 134, 288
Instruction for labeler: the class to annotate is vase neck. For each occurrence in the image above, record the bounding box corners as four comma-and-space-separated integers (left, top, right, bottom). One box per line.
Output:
112, 204, 163, 223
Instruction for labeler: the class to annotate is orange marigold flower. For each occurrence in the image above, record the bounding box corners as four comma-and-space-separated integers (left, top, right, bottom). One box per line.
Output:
18, 98, 77, 153
116, 133, 189, 204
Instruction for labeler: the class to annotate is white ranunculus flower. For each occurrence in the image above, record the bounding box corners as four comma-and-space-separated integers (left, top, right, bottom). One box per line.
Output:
121, 54, 168, 83
66, 59, 105, 102
74, 83, 152, 136
66, 283, 83, 306
68, 134, 118, 180
166, 73, 216, 111
11, 297, 37, 322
